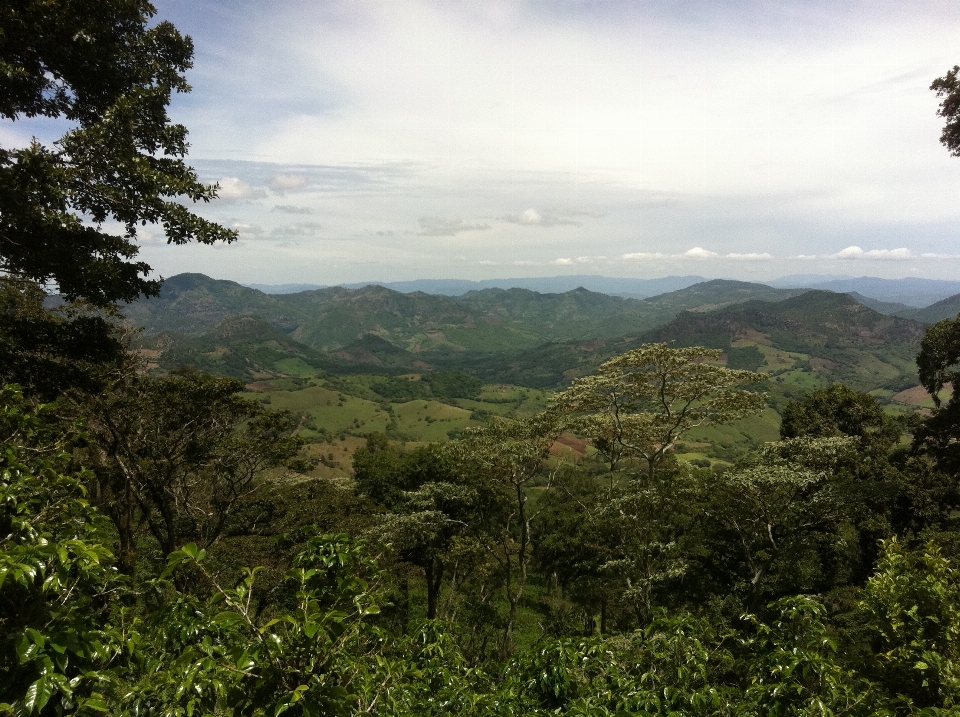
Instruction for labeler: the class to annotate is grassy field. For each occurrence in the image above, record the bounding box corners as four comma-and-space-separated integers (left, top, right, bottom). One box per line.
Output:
248, 347, 928, 482
244, 376, 557, 476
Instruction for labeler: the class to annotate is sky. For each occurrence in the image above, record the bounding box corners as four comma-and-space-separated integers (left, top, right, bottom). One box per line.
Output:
9, 0, 960, 285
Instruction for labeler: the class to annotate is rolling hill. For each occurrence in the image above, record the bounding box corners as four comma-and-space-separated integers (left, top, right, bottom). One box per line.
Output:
132, 274, 806, 354
132, 274, 930, 404
897, 293, 960, 324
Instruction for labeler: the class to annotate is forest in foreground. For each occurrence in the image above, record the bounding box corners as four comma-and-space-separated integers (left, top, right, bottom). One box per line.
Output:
6, 2, 960, 715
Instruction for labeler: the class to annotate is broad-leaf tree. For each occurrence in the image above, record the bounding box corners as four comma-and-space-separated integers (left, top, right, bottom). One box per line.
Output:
915, 313, 960, 478
451, 413, 565, 657
557, 344, 766, 483
0, 0, 234, 305
83, 370, 303, 574
0, 386, 126, 715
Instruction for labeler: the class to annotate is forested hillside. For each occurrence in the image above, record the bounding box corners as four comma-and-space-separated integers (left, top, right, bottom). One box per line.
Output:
6, 3, 960, 716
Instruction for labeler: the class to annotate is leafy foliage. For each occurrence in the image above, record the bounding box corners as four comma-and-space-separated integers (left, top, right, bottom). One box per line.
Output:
558, 343, 766, 481
914, 312, 960, 477
0, 0, 234, 305
0, 387, 123, 715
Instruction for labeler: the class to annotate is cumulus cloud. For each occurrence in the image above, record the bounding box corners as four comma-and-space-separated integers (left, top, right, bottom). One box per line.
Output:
271, 204, 314, 214
683, 247, 719, 259
921, 252, 960, 259
725, 252, 774, 260
271, 222, 323, 237
551, 257, 574, 265
267, 174, 309, 194
500, 208, 582, 227
417, 217, 491, 236
621, 247, 770, 261
622, 252, 669, 260
215, 177, 266, 202
829, 246, 913, 260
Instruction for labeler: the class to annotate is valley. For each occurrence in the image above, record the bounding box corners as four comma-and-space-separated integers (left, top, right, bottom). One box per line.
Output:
133, 272, 958, 477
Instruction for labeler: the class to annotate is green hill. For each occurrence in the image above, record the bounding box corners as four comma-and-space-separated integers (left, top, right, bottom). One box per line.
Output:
898, 292, 960, 324
641, 279, 807, 314
132, 276, 927, 401
130, 275, 810, 360
126, 273, 300, 335
641, 291, 926, 395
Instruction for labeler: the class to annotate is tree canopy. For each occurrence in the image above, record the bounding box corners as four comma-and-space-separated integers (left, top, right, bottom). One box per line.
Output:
0, 0, 235, 305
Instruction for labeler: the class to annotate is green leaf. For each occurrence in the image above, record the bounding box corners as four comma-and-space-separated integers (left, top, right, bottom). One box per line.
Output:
22, 675, 56, 713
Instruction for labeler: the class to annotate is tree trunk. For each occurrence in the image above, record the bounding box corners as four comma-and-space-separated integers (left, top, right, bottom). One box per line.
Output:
425, 557, 444, 619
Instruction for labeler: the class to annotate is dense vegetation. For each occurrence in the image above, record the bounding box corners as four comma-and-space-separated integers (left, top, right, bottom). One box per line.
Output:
6, 2, 960, 715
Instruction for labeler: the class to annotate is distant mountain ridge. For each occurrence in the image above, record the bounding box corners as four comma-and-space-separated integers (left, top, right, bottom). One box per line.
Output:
130, 273, 935, 409
245, 274, 708, 298
449, 291, 928, 392
767, 275, 960, 307
900, 293, 960, 324
134, 274, 807, 353
243, 273, 960, 309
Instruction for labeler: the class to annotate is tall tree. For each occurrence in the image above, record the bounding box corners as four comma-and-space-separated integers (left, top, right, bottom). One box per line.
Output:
84, 370, 303, 574
1, 1, 235, 398
557, 344, 766, 484
452, 413, 565, 658
1, 0, 234, 305
915, 314, 960, 478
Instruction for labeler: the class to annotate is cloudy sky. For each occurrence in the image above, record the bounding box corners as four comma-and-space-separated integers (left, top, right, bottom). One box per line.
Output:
14, 0, 960, 284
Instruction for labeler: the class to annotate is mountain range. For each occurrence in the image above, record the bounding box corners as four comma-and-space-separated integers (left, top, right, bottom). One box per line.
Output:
245, 273, 960, 308
130, 274, 949, 399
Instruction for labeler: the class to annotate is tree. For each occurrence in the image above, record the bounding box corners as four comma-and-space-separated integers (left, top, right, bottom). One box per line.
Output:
932, 65, 960, 157
860, 538, 960, 711
451, 413, 565, 658
780, 383, 899, 446
915, 313, 960, 477
557, 344, 766, 484
354, 437, 475, 621
84, 370, 303, 574
711, 436, 859, 602
0, 279, 127, 400
0, 0, 235, 305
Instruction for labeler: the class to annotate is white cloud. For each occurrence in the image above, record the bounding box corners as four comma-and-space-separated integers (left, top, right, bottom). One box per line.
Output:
519, 208, 542, 225
684, 247, 720, 259
551, 257, 574, 265
417, 217, 491, 236
230, 222, 265, 238
622, 252, 669, 260
829, 246, 913, 260
725, 252, 774, 261
271, 204, 314, 214
622, 247, 767, 262
267, 174, 309, 194
500, 208, 582, 227
921, 252, 960, 259
215, 177, 265, 202
272, 222, 323, 237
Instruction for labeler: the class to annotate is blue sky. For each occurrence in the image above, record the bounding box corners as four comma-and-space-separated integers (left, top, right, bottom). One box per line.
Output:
8, 0, 960, 284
